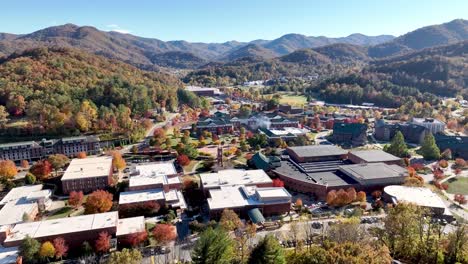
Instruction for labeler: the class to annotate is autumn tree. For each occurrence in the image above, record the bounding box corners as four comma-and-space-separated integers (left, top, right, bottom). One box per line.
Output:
356, 191, 366, 202
0, 105, 9, 125
52, 237, 68, 260
272, 178, 285, 187
48, 154, 70, 176
95, 231, 111, 253
110, 151, 126, 172
20, 160, 29, 169
76, 151, 87, 159
177, 154, 191, 166
454, 194, 467, 205
438, 159, 448, 168
119, 201, 160, 218
68, 191, 84, 209
39, 241, 55, 260
326, 190, 337, 206
152, 224, 177, 245
108, 248, 142, 264
84, 190, 113, 214
220, 209, 243, 232
295, 198, 303, 209
29, 160, 52, 179
120, 231, 148, 248
6, 94, 26, 116
371, 190, 382, 199
0, 160, 18, 180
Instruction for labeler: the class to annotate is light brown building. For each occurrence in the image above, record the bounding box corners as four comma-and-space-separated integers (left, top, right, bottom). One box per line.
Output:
61, 157, 113, 194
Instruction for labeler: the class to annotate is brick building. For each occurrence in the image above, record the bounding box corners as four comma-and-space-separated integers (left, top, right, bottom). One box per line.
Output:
332, 122, 368, 146
61, 157, 113, 194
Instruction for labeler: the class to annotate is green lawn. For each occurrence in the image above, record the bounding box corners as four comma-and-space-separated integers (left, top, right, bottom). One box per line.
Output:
279, 95, 307, 107
446, 177, 468, 195
47, 206, 73, 220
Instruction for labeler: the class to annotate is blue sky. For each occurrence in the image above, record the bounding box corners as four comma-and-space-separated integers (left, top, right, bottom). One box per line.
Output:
2, 0, 467, 42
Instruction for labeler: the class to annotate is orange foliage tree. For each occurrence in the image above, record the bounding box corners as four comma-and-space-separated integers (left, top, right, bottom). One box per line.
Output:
76, 152, 87, 159
110, 151, 126, 172
152, 224, 177, 245
20, 160, 29, 169
356, 191, 366, 202
84, 190, 113, 214
177, 154, 190, 166
0, 160, 18, 179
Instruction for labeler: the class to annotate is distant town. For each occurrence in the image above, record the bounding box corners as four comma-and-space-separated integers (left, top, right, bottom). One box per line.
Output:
0, 83, 466, 264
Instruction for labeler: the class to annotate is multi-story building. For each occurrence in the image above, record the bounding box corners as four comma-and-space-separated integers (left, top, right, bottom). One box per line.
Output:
411, 118, 446, 134
207, 185, 292, 220
54, 136, 101, 157
0, 141, 45, 162
2, 212, 145, 248
332, 122, 368, 146
0, 136, 101, 162
435, 134, 468, 159
61, 157, 113, 194
200, 169, 273, 195
374, 120, 429, 144
195, 117, 234, 135
186, 86, 222, 96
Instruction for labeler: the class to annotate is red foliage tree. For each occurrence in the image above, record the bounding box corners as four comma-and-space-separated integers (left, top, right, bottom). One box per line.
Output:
68, 191, 84, 209
272, 178, 285, 187
153, 128, 166, 139
177, 154, 191, 166
53, 237, 68, 259
120, 231, 148, 247
119, 201, 160, 218
95, 231, 111, 253
454, 194, 467, 205
152, 224, 177, 245
433, 169, 445, 180
454, 158, 466, 168
411, 163, 425, 171
30, 160, 52, 179
84, 190, 113, 214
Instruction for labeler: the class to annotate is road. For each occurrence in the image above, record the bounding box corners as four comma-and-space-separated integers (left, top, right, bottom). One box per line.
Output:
119, 113, 178, 154
314, 130, 332, 145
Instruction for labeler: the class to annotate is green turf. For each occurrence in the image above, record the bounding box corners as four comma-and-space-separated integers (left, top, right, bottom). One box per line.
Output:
446, 177, 468, 195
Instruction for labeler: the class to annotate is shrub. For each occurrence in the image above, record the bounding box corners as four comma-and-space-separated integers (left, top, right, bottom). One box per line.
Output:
25, 173, 36, 185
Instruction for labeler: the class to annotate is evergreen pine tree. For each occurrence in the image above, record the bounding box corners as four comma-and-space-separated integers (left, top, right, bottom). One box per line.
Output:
191, 228, 235, 264
420, 133, 440, 160
248, 235, 286, 264
384, 131, 408, 158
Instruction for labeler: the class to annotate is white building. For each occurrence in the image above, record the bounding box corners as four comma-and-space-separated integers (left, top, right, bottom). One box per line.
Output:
129, 162, 181, 191
411, 118, 446, 134
200, 169, 273, 192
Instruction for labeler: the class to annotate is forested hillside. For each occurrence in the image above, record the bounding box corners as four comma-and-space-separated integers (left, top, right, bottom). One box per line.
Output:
0, 47, 182, 136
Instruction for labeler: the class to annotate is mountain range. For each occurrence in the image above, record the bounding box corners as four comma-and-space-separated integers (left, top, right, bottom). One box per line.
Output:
0, 19, 467, 70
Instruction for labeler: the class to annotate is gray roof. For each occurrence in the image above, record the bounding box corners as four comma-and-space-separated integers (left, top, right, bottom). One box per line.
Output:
0, 141, 38, 148
339, 163, 406, 180
349, 150, 401, 163
287, 145, 347, 158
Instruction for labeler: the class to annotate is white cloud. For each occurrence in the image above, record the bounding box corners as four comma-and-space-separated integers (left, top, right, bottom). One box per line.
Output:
105, 24, 131, 34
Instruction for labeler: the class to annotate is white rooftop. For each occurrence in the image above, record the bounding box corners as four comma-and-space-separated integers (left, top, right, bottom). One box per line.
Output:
61, 157, 113, 181
116, 216, 145, 236
384, 185, 447, 210
207, 186, 291, 211
130, 163, 179, 188
0, 185, 44, 205
119, 189, 165, 204
200, 169, 272, 189
268, 127, 308, 136
0, 199, 38, 226
5, 212, 118, 243
118, 189, 187, 209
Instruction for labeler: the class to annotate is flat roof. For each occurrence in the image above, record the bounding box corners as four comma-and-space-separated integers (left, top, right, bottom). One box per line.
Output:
384, 185, 447, 210
349, 150, 401, 163
5, 212, 118, 243
287, 145, 347, 158
339, 163, 406, 180
130, 163, 179, 188
0, 141, 37, 148
0, 199, 38, 226
119, 189, 165, 204
116, 216, 145, 236
61, 157, 113, 181
273, 160, 357, 187
0, 185, 44, 205
200, 169, 272, 189
207, 186, 291, 211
